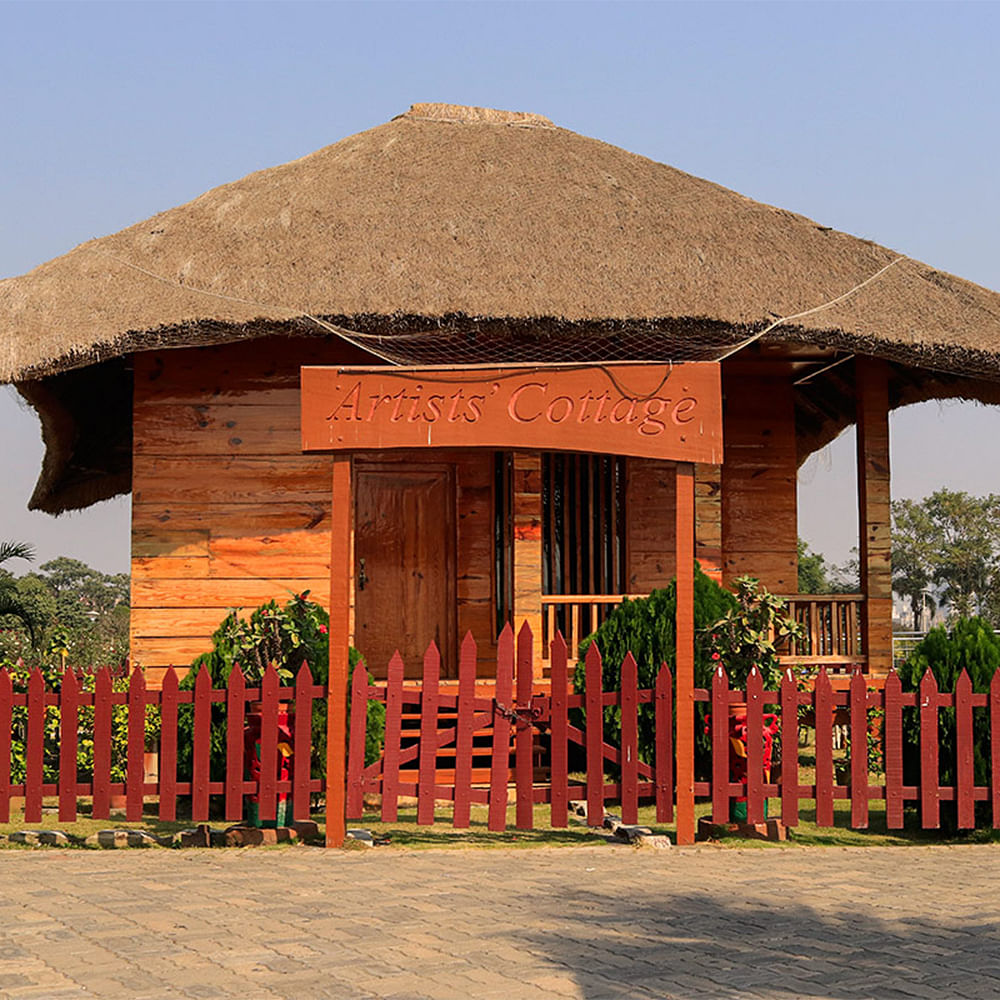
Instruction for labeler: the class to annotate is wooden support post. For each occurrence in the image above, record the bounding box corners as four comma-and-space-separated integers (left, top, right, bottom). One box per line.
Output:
512, 452, 543, 668
675, 461, 696, 845
326, 456, 352, 847
856, 357, 892, 676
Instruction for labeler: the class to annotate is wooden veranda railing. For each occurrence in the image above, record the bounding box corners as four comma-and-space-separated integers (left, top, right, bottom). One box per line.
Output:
543, 592, 868, 672
777, 594, 866, 671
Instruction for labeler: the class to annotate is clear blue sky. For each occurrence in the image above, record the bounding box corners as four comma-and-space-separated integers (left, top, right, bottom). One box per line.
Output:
2, 0, 998, 574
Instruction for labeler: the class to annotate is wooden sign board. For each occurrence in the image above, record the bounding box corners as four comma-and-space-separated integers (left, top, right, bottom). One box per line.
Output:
301, 362, 722, 463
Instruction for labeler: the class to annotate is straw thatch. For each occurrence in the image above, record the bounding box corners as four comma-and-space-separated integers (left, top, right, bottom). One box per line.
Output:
1, 103, 999, 512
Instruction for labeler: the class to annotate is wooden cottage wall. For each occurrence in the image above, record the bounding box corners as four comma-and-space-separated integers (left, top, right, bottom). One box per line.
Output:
131, 338, 496, 686
720, 372, 798, 592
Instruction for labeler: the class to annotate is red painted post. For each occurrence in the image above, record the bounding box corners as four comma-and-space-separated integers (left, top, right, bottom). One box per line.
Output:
346, 657, 369, 820
58, 669, 79, 823
620, 652, 639, 826
956, 670, 974, 829
549, 633, 569, 829
417, 641, 441, 826
515, 622, 534, 830
814, 669, 834, 827
225, 665, 246, 823
674, 461, 697, 845
192, 665, 212, 822
93, 666, 113, 820
0, 670, 11, 824
884, 670, 904, 829
584, 641, 604, 827
258, 663, 280, 823
655, 664, 673, 824
780, 668, 799, 827
25, 669, 45, 824
992, 671, 1000, 829
159, 668, 178, 822
920, 669, 940, 830
711, 665, 730, 823
488, 624, 514, 832
850, 668, 869, 829
453, 632, 477, 829
745, 667, 765, 825
326, 454, 352, 847
381, 651, 405, 824
293, 662, 314, 822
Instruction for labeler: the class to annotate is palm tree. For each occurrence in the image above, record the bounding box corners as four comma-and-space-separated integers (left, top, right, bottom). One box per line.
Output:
0, 541, 38, 640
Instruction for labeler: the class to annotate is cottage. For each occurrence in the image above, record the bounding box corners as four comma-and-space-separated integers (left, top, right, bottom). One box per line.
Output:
3, 101, 999, 690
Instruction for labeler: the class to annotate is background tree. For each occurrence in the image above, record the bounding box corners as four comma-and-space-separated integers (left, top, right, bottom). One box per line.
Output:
0, 541, 39, 641
892, 489, 1000, 626
797, 539, 858, 595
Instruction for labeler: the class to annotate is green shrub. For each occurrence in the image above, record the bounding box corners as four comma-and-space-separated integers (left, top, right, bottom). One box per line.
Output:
178, 593, 385, 786
573, 564, 738, 772
898, 617, 1000, 829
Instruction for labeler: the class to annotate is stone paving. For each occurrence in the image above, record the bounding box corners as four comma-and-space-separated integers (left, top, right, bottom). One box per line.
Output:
1, 843, 999, 999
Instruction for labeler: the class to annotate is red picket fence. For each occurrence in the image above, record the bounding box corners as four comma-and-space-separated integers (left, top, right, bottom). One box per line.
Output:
0, 662, 324, 826
3, 622, 999, 838
347, 624, 674, 830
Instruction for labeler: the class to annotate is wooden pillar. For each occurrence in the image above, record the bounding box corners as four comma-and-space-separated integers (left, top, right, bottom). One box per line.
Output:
512, 452, 543, 669
856, 357, 893, 676
326, 456, 352, 847
675, 461, 696, 846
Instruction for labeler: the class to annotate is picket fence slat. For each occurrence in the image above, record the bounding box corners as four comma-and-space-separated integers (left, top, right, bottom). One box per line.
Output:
225, 666, 246, 822
956, 670, 975, 828
992, 671, 1000, 829
25, 670, 44, 824
550, 633, 569, 829
584, 643, 604, 827
453, 632, 477, 829
515, 622, 534, 831
620, 653, 638, 825
160, 667, 179, 822
850, 669, 869, 829
93, 667, 113, 820
884, 670, 904, 828
0, 670, 11, 824
293, 662, 314, 821
655, 663, 672, 823
417, 642, 440, 826
920, 670, 940, 829
381, 651, 405, 825
126, 668, 146, 822
745, 668, 764, 825
58, 669, 79, 823
711, 667, 729, 824
347, 659, 368, 820
488, 625, 514, 832
258, 664, 280, 823
193, 666, 211, 821
780, 670, 799, 827
814, 669, 834, 827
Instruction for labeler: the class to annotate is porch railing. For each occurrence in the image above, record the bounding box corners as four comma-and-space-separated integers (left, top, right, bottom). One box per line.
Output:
777, 594, 866, 670
542, 592, 868, 673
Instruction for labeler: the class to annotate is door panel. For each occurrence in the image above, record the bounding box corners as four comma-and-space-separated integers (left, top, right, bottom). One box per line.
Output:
355, 464, 456, 679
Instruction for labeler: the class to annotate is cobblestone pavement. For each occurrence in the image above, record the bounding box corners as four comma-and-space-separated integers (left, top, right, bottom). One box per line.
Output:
1, 843, 999, 999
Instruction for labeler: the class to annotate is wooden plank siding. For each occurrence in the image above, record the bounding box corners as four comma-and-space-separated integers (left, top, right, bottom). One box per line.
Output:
131, 338, 497, 685
720, 372, 798, 592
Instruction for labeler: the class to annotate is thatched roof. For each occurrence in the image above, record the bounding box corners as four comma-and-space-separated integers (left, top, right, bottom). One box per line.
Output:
2, 103, 999, 512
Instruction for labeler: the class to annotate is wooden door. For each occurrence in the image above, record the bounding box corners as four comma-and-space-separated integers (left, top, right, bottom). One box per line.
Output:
354, 463, 456, 679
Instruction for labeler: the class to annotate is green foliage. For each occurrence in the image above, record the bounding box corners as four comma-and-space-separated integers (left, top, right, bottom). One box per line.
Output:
893, 490, 1000, 626
0, 551, 129, 668
574, 564, 738, 771
797, 539, 833, 594
898, 617, 1000, 829
706, 576, 804, 690
178, 594, 385, 784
